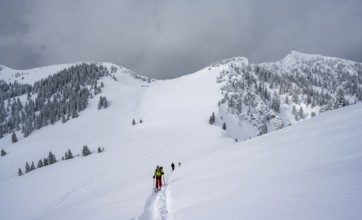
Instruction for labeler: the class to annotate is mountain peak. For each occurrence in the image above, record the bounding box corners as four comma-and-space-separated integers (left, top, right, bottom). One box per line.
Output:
281, 51, 320, 64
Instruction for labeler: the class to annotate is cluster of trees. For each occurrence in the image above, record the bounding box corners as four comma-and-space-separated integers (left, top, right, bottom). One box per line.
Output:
82, 145, 92, 156
132, 118, 143, 125
209, 112, 227, 131
0, 80, 32, 101
62, 149, 74, 160
217, 55, 362, 136
18, 151, 57, 176
18, 145, 105, 176
0, 63, 110, 139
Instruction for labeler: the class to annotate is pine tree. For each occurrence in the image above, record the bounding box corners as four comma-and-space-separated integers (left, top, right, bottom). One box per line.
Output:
82, 145, 91, 156
30, 161, 36, 171
222, 122, 227, 130
209, 112, 215, 124
12, 131, 17, 143
98, 147, 102, 153
48, 151, 56, 164
37, 159, 43, 168
1, 149, 6, 156
298, 106, 304, 119
132, 118, 136, 126
25, 162, 30, 173
335, 88, 347, 108
139, 119, 143, 123
103, 97, 108, 108
43, 158, 49, 166
98, 97, 102, 110
292, 92, 299, 104
18, 168, 23, 176
67, 149, 73, 159
52, 152, 57, 163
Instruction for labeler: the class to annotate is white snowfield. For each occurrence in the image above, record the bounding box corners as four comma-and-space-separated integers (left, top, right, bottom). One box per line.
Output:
0, 61, 362, 220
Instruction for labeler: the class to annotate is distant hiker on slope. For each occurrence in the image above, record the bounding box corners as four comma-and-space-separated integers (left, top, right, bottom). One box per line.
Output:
153, 166, 163, 191
171, 162, 175, 171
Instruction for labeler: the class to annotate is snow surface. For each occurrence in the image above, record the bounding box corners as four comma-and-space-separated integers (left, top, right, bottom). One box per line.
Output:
0, 61, 362, 220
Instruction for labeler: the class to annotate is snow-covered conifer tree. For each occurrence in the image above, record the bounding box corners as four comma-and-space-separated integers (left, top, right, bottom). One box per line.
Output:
18, 168, 23, 176
37, 159, 43, 168
67, 149, 73, 159
335, 88, 347, 108
43, 158, 49, 166
82, 145, 91, 156
1, 149, 6, 156
25, 162, 30, 173
103, 97, 108, 108
209, 112, 215, 124
12, 131, 17, 143
30, 161, 36, 171
298, 107, 304, 119
48, 151, 56, 164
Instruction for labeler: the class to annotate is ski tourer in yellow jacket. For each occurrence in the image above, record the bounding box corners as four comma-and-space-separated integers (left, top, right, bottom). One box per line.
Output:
153, 166, 163, 191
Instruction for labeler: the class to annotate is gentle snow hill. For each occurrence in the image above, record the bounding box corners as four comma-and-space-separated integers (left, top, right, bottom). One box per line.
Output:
0, 56, 361, 220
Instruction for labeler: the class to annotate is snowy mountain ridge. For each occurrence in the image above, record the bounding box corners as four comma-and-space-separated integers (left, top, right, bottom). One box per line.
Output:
212, 51, 362, 139
0, 51, 361, 143
0, 61, 150, 85
279, 51, 360, 70
0, 51, 361, 220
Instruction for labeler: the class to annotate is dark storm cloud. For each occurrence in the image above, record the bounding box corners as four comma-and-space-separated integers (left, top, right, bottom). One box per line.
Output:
0, 0, 36, 68
0, 0, 361, 78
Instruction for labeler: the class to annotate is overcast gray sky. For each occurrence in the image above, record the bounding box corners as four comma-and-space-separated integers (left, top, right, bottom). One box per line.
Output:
1, 0, 361, 79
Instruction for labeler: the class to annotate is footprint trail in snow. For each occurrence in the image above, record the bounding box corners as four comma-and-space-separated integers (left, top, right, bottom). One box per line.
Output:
136, 172, 172, 220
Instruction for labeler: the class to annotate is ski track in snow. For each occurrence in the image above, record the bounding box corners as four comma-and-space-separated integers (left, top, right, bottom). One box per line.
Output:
40, 156, 102, 214
135, 172, 172, 220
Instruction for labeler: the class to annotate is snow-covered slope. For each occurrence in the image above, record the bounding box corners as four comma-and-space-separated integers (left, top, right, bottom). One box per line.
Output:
0, 53, 362, 220
170, 103, 362, 220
